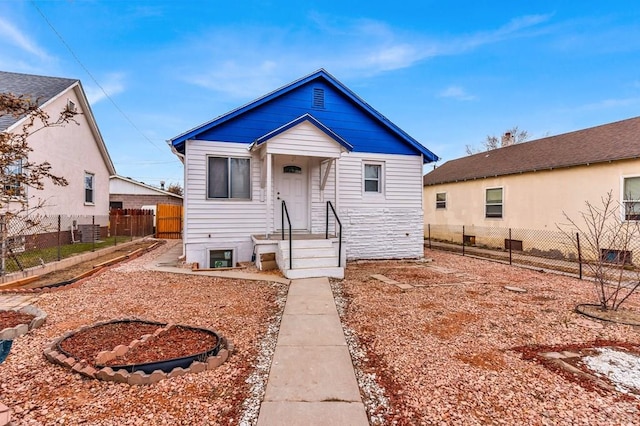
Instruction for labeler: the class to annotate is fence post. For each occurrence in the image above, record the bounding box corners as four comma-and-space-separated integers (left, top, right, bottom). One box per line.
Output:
130, 215, 134, 241
576, 232, 582, 280
508, 228, 512, 266
462, 225, 465, 256
115, 214, 118, 246
57, 215, 61, 261
1, 215, 6, 276
92, 215, 96, 252
428, 224, 431, 249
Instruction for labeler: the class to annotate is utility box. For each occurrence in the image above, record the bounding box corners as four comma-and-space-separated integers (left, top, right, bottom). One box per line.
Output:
78, 224, 100, 242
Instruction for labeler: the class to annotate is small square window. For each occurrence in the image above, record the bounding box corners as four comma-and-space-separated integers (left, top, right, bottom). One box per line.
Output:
209, 249, 233, 268
364, 164, 382, 193
436, 192, 446, 209
485, 187, 503, 218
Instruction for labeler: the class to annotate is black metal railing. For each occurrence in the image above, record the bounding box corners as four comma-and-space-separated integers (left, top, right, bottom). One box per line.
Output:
326, 201, 342, 267
281, 200, 292, 270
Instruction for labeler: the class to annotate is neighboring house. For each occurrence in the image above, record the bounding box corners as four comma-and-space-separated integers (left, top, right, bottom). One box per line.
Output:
109, 175, 183, 210
169, 69, 438, 278
0, 71, 116, 217
423, 116, 640, 238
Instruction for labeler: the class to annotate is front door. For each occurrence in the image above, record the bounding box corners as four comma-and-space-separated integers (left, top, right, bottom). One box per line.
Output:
275, 156, 309, 231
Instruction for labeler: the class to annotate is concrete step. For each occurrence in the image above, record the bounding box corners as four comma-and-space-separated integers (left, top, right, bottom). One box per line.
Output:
288, 256, 340, 269
279, 246, 337, 259
283, 266, 344, 279
278, 239, 334, 250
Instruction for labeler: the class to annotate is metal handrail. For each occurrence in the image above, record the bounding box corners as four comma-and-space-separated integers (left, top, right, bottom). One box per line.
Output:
281, 200, 292, 270
326, 201, 342, 267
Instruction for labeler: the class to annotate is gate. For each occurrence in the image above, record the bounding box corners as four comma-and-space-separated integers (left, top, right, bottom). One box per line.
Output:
156, 204, 183, 239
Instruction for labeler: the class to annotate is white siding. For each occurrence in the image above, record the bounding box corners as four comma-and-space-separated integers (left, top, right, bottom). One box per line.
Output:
337, 153, 424, 260
184, 140, 266, 267
25, 86, 112, 217
310, 158, 337, 234
266, 121, 343, 158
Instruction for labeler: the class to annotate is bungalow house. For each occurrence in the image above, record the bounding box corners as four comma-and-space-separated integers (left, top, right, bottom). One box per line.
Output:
423, 116, 640, 254
109, 175, 183, 210
169, 69, 438, 278
0, 71, 116, 217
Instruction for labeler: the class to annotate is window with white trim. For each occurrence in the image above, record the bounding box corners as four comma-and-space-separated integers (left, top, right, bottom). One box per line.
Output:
623, 176, 640, 220
364, 163, 382, 193
207, 156, 251, 199
485, 187, 503, 218
84, 172, 94, 204
3, 159, 23, 197
436, 192, 447, 209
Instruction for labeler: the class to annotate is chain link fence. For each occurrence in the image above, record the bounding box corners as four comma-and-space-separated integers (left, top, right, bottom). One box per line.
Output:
0, 210, 154, 275
425, 224, 640, 279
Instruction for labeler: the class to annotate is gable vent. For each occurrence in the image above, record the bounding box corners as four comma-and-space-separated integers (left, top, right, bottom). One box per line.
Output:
312, 88, 325, 109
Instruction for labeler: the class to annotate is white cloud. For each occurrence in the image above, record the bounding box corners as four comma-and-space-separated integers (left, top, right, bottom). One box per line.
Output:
84, 73, 126, 105
438, 85, 476, 101
170, 13, 552, 98
576, 97, 640, 111
0, 16, 51, 62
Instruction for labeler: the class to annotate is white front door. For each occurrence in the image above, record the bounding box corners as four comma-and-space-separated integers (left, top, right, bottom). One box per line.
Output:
275, 157, 309, 231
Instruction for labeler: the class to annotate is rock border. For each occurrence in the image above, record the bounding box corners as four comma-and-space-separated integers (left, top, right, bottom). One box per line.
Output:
0, 305, 47, 340
575, 303, 640, 326
43, 318, 233, 385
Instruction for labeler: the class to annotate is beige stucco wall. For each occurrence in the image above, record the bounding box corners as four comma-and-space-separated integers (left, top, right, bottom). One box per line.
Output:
424, 158, 640, 232
15, 85, 112, 218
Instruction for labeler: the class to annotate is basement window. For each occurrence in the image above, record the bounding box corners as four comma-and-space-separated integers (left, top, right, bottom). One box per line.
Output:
209, 249, 234, 268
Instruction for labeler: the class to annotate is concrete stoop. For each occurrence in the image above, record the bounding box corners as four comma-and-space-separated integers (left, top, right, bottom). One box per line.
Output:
276, 239, 344, 279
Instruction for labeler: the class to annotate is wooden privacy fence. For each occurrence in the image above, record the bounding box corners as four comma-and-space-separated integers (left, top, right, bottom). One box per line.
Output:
156, 204, 183, 239
109, 209, 154, 237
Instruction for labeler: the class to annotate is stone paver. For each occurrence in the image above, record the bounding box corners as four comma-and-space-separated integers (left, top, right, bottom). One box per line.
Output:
0, 294, 39, 310
257, 277, 368, 425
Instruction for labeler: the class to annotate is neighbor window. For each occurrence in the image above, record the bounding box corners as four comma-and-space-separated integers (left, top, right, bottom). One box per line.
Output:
436, 192, 447, 209
485, 187, 503, 218
3, 159, 23, 197
623, 176, 640, 220
84, 172, 94, 204
207, 157, 250, 199
364, 163, 382, 193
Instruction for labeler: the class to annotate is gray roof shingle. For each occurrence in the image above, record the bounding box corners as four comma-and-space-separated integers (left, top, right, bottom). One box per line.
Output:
0, 70, 78, 131
423, 116, 640, 186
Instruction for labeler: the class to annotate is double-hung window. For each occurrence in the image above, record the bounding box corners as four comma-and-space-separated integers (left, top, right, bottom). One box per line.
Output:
4, 159, 23, 197
485, 187, 503, 218
84, 172, 94, 204
623, 177, 640, 220
436, 192, 447, 209
207, 156, 251, 199
364, 163, 382, 193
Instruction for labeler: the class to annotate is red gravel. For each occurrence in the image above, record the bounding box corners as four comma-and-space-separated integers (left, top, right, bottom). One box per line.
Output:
58, 321, 163, 365
0, 311, 35, 329
104, 325, 218, 366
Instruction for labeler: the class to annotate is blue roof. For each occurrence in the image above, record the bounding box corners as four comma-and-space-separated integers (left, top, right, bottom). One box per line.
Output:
170, 69, 438, 163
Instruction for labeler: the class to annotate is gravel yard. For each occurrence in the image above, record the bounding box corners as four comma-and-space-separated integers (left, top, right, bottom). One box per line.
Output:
0, 241, 287, 425
2, 243, 640, 425
337, 249, 640, 425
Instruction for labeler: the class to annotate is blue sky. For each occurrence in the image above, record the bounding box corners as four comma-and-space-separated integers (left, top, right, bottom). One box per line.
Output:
1, 1, 640, 187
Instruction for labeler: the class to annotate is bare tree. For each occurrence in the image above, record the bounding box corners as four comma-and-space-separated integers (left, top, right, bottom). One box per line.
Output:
559, 191, 640, 311
1, 93, 75, 209
466, 126, 529, 155
166, 182, 183, 196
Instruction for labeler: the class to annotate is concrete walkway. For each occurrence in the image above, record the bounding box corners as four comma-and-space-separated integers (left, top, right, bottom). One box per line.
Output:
150, 242, 368, 424
257, 277, 368, 426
